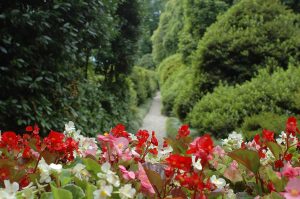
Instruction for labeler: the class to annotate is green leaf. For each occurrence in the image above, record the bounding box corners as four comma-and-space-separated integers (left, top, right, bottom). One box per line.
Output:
228, 149, 260, 174
74, 177, 88, 190
265, 142, 282, 160
63, 184, 85, 199
83, 158, 101, 175
60, 170, 72, 186
40, 192, 53, 199
86, 183, 97, 199
51, 183, 73, 199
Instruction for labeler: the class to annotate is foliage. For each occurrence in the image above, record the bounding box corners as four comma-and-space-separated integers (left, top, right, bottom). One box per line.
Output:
151, 0, 184, 63
187, 66, 300, 138
1, 117, 300, 198
240, 112, 289, 140
281, 0, 300, 12
0, 0, 151, 135
135, 53, 156, 69
178, 0, 230, 62
192, 0, 300, 90
130, 66, 158, 106
136, 0, 165, 57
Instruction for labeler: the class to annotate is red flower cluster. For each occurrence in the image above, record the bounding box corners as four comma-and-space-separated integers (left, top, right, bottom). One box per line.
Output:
111, 124, 129, 138
187, 134, 214, 165
43, 130, 78, 161
175, 172, 212, 192
286, 117, 299, 136
176, 124, 190, 139
0, 131, 20, 150
165, 154, 192, 171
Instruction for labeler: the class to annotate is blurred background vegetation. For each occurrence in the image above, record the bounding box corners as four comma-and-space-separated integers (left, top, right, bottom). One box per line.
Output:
1, 0, 300, 138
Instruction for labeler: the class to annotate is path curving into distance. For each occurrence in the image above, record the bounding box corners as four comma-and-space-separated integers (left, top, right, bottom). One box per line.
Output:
141, 91, 167, 146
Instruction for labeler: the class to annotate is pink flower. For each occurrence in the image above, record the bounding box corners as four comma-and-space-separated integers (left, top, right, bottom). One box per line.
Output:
281, 177, 300, 198
113, 137, 129, 156
282, 163, 300, 179
119, 165, 135, 180
230, 160, 239, 170
213, 145, 225, 158
137, 162, 155, 195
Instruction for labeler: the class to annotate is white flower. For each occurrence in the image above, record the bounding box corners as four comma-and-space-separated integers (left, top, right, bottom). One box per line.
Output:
93, 181, 113, 199
97, 162, 120, 187
0, 180, 19, 199
38, 158, 62, 183
64, 121, 76, 133
119, 184, 136, 199
129, 133, 137, 141
222, 131, 243, 148
192, 156, 202, 171
276, 131, 287, 144
106, 173, 120, 187
210, 175, 226, 190
49, 163, 62, 173
72, 163, 87, 180
38, 158, 51, 183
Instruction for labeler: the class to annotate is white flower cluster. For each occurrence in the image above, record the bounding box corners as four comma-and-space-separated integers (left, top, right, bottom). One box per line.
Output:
94, 162, 136, 199
222, 131, 243, 149
38, 158, 62, 183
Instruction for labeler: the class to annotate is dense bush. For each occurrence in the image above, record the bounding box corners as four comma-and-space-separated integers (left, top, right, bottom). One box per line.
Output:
192, 0, 300, 89
178, 0, 230, 62
240, 112, 289, 140
135, 53, 156, 69
130, 66, 158, 105
151, 0, 184, 63
157, 54, 183, 85
187, 66, 300, 138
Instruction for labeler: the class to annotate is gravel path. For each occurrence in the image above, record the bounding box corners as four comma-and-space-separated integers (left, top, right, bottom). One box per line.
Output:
141, 92, 167, 146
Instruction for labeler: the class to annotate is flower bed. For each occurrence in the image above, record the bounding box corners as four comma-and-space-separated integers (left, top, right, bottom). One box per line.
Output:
0, 118, 299, 199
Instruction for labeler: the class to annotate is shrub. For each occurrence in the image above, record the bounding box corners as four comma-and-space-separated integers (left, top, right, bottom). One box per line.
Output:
187, 66, 300, 138
192, 0, 300, 91
151, 0, 184, 63
157, 54, 183, 85
130, 66, 158, 105
135, 53, 156, 69
240, 112, 288, 140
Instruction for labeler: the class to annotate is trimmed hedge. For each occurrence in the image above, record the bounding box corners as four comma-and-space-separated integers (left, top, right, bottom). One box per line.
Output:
187, 66, 300, 138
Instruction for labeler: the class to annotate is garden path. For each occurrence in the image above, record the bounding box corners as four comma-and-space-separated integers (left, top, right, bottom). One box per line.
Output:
141, 91, 167, 146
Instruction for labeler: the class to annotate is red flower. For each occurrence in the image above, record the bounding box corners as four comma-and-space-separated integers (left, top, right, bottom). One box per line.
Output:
275, 159, 284, 169
175, 172, 205, 191
262, 129, 274, 142
25, 126, 33, 132
0, 168, 9, 181
33, 124, 40, 135
186, 134, 214, 165
258, 148, 266, 159
163, 140, 168, 148
136, 130, 149, 147
19, 175, 30, 188
254, 134, 260, 145
65, 137, 78, 161
176, 124, 190, 139
286, 117, 299, 136
165, 154, 192, 171
284, 153, 293, 161
44, 130, 65, 152
267, 181, 276, 192
111, 124, 129, 138
149, 148, 158, 155
0, 131, 19, 150
22, 146, 31, 158
151, 131, 158, 146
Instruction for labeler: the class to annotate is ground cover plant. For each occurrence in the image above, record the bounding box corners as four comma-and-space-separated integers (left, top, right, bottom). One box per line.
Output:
0, 116, 299, 198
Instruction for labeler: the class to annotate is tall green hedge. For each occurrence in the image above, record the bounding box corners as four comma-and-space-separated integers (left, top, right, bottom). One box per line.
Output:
187, 66, 300, 138
130, 66, 158, 105
151, 0, 184, 63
